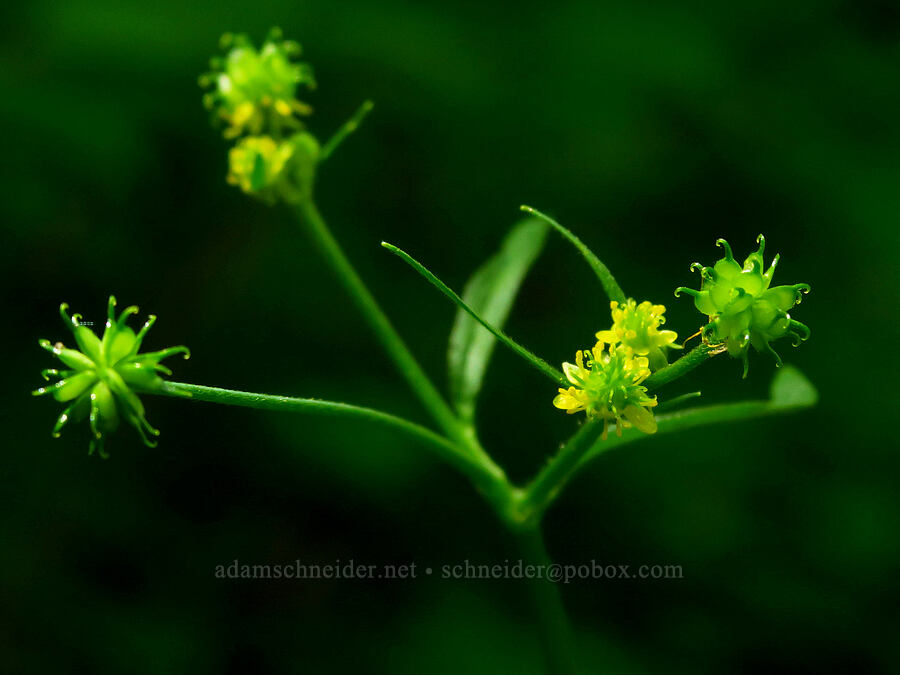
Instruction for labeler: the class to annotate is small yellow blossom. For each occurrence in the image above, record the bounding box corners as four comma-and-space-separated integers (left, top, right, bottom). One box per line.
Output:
595, 299, 679, 371
226, 135, 296, 203
553, 341, 658, 439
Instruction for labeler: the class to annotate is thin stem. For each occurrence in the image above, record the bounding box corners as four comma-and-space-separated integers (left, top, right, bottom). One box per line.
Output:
382, 242, 567, 387
292, 200, 465, 446
158, 381, 497, 489
320, 100, 375, 161
655, 390, 702, 412
292, 199, 511, 504
521, 205, 626, 304
518, 420, 604, 525
514, 526, 578, 675
644, 343, 716, 391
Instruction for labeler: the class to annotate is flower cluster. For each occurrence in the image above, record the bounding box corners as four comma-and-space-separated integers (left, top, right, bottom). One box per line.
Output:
553, 298, 677, 436
553, 341, 658, 439
201, 28, 321, 204
675, 235, 810, 376
201, 28, 315, 139
33, 297, 189, 457
595, 299, 679, 371
226, 135, 303, 204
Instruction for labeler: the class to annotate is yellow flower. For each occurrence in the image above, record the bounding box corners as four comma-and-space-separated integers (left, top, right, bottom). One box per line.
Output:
553, 341, 658, 439
595, 299, 679, 370
226, 135, 296, 202
202, 29, 316, 139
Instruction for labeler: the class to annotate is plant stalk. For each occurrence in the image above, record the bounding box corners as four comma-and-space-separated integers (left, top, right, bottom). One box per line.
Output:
644, 343, 715, 391
514, 525, 578, 675
293, 201, 462, 441
158, 381, 508, 498
518, 420, 605, 524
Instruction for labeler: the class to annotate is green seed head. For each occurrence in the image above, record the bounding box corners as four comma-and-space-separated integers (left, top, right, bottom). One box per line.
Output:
33, 297, 190, 457
675, 235, 810, 376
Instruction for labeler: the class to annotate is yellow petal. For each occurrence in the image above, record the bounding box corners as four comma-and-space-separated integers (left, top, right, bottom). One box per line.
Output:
595, 330, 617, 343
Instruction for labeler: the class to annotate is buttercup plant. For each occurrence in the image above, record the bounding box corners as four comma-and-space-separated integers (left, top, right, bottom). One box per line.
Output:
34, 28, 817, 673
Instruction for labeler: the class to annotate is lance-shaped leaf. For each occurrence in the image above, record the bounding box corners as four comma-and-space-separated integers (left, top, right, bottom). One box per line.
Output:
447, 217, 549, 421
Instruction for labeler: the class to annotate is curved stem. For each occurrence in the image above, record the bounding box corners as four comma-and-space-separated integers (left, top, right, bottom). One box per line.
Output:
158, 381, 492, 485
521, 205, 626, 305
161, 379, 515, 517
514, 526, 578, 675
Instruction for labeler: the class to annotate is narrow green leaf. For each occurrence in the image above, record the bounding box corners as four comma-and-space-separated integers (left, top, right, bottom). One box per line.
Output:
447, 217, 549, 421
520, 205, 626, 303
381, 241, 567, 389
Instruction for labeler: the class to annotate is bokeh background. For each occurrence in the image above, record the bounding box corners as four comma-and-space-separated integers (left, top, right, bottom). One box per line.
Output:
2, 0, 899, 672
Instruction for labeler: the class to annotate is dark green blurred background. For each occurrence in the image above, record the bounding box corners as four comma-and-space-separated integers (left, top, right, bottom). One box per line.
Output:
3, 0, 899, 672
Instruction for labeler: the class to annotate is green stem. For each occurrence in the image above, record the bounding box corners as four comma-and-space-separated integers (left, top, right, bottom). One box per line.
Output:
518, 420, 605, 525
382, 242, 566, 387
291, 199, 511, 505
158, 381, 499, 491
320, 100, 374, 161
644, 343, 716, 391
293, 200, 464, 445
521, 205, 626, 305
514, 526, 578, 675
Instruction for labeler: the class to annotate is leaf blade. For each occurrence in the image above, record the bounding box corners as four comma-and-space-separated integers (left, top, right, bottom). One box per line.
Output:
448, 217, 549, 421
